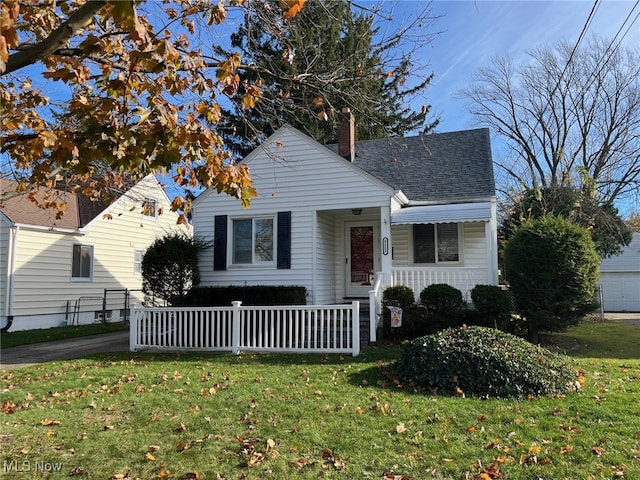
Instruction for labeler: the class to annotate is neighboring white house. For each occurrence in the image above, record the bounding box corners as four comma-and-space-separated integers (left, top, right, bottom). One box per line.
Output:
191, 110, 499, 307
598, 232, 640, 312
0, 174, 189, 331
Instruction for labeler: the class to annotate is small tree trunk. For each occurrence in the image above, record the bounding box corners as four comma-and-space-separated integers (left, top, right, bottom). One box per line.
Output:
527, 326, 540, 345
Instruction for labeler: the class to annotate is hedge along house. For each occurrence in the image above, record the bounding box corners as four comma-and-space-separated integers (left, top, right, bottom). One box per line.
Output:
0, 174, 189, 331
192, 110, 499, 331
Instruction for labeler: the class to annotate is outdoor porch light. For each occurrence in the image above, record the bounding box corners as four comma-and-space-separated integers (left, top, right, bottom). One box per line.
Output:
351, 209, 362, 215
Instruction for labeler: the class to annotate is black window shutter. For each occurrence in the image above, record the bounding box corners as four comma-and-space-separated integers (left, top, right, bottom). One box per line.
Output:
277, 211, 291, 269
214, 215, 227, 271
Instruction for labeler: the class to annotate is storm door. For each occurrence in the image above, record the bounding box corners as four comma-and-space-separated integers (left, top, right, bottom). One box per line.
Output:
345, 221, 380, 298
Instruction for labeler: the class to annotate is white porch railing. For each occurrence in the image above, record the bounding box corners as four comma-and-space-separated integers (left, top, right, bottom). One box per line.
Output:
130, 301, 360, 356
391, 267, 489, 302
367, 267, 490, 342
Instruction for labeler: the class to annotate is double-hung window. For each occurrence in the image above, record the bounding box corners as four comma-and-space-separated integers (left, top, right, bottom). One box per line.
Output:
143, 197, 158, 218
232, 217, 274, 264
134, 250, 144, 275
413, 223, 460, 263
72, 244, 93, 280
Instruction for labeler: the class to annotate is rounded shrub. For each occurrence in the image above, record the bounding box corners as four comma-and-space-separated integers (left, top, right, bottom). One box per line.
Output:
392, 326, 576, 398
381, 285, 417, 341
470, 284, 514, 331
504, 215, 600, 343
419, 283, 465, 330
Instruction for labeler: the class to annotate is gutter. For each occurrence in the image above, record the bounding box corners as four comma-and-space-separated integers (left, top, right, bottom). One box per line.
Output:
12, 222, 87, 235
403, 196, 496, 207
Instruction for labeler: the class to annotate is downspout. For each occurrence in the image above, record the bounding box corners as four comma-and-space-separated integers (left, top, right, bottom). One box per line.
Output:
1, 225, 19, 332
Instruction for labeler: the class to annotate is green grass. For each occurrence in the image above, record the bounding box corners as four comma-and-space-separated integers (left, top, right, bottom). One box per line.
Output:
0, 322, 129, 349
1, 320, 638, 480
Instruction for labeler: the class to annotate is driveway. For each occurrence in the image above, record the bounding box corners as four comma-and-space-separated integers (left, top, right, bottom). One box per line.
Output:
0, 330, 130, 371
604, 312, 640, 328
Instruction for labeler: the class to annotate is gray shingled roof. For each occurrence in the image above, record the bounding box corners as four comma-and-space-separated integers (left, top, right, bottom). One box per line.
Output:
328, 128, 495, 202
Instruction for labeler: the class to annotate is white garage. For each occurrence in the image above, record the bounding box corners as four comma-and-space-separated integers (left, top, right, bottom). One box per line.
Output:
598, 233, 640, 312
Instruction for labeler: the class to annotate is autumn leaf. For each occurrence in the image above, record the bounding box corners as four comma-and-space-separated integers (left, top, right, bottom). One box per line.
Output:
291, 457, 308, 469
145, 452, 156, 461
247, 452, 265, 467
396, 422, 407, 434
40, 418, 61, 426
280, 0, 307, 19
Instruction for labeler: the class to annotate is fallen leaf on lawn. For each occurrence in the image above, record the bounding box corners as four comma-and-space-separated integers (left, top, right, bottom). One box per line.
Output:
382, 472, 415, 479
40, 418, 61, 426
176, 443, 191, 452
247, 452, 265, 467
529, 444, 541, 454
292, 457, 308, 469
396, 422, 407, 434
156, 470, 170, 478
145, 452, 156, 461
591, 446, 605, 456
2, 401, 17, 414
149, 445, 160, 452
355, 407, 364, 415
185, 471, 200, 479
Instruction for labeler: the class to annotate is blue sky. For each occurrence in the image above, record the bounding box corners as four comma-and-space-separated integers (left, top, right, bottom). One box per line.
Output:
413, 0, 639, 132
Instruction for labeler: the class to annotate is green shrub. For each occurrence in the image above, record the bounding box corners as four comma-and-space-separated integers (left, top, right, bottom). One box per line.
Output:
142, 233, 210, 306
381, 286, 417, 341
392, 326, 576, 398
504, 215, 600, 343
470, 284, 514, 331
173, 285, 307, 306
419, 284, 465, 330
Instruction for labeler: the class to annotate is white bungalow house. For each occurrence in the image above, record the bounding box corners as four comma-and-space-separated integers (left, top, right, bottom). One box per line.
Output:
0, 174, 189, 331
191, 110, 499, 318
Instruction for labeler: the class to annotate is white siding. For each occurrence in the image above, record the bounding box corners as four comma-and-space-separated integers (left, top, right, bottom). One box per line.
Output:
600, 233, 640, 273
314, 211, 336, 304
7, 175, 187, 330
193, 127, 393, 302
462, 222, 488, 268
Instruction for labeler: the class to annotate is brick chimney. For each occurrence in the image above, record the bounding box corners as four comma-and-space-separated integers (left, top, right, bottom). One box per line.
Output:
337, 107, 355, 162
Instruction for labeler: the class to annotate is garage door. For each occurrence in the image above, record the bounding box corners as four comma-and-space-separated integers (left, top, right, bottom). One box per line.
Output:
598, 272, 640, 312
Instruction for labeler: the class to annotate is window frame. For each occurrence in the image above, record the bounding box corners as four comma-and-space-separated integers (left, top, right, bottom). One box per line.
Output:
229, 215, 276, 267
71, 244, 94, 281
134, 249, 144, 275
142, 197, 158, 219
411, 223, 463, 265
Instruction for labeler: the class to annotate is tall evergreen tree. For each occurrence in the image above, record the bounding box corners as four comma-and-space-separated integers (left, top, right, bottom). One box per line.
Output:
217, 0, 440, 156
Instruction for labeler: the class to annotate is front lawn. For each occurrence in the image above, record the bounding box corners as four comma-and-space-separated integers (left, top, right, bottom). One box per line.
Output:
1, 320, 638, 479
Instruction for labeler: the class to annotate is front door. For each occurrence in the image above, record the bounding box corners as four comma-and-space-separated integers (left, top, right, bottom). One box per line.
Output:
345, 221, 380, 298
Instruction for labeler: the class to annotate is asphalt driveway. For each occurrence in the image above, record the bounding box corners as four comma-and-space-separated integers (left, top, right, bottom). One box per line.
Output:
1, 330, 130, 370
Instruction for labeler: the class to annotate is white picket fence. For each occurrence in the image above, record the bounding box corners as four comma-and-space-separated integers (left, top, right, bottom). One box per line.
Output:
130, 301, 361, 356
